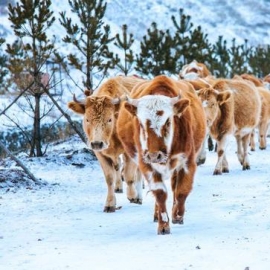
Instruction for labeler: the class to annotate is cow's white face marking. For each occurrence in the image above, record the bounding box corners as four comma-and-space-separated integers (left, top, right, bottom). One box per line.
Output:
135, 95, 175, 155
136, 95, 173, 137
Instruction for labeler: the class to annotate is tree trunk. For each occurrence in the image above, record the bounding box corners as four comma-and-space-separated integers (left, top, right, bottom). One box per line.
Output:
30, 94, 42, 157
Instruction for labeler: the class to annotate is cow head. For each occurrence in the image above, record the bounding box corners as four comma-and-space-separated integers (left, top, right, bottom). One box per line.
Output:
68, 95, 120, 151
179, 60, 211, 80
125, 95, 190, 164
197, 88, 232, 127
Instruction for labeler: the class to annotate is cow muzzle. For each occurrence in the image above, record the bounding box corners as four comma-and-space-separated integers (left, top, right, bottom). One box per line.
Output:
89, 141, 108, 151
144, 151, 168, 164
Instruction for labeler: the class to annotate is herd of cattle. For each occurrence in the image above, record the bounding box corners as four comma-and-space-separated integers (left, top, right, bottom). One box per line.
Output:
67, 60, 270, 235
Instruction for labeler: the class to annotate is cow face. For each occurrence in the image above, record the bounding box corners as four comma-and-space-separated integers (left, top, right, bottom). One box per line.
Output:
179, 60, 210, 80
125, 95, 190, 164
68, 95, 120, 151
197, 88, 232, 127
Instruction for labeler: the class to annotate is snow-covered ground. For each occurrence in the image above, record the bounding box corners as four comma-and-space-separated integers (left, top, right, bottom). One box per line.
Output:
1, 133, 270, 270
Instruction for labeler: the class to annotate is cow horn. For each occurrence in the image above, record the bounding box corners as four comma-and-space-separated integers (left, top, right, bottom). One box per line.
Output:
170, 95, 181, 105
73, 94, 85, 105
126, 96, 139, 107
111, 97, 121, 105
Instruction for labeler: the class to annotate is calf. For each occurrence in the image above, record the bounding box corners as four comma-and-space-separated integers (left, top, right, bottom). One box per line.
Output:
197, 79, 261, 174
117, 75, 206, 234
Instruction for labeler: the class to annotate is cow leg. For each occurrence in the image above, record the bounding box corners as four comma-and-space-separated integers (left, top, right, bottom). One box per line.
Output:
171, 166, 194, 224
122, 153, 143, 204
250, 129, 256, 151
114, 157, 123, 193
259, 122, 268, 150
196, 135, 207, 165
95, 152, 117, 213
213, 136, 228, 175
241, 134, 251, 170
150, 174, 170, 235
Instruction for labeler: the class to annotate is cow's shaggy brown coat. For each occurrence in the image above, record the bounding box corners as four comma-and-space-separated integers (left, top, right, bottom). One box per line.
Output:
197, 79, 261, 174
67, 75, 145, 212
117, 75, 206, 234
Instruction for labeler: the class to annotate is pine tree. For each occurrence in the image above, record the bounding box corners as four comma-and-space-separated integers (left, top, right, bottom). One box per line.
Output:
7, 0, 56, 157
59, 0, 116, 92
248, 45, 270, 78
229, 38, 250, 77
171, 8, 193, 70
135, 22, 175, 77
211, 36, 230, 78
0, 38, 8, 93
114, 24, 134, 75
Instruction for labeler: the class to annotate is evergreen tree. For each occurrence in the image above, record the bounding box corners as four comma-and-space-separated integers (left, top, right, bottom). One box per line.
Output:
59, 0, 116, 92
7, 0, 56, 157
171, 8, 193, 70
0, 38, 8, 94
135, 22, 175, 77
248, 45, 270, 78
114, 24, 134, 75
187, 25, 213, 65
228, 38, 250, 77
211, 36, 230, 77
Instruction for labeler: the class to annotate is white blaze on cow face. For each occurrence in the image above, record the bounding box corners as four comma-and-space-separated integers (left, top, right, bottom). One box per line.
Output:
135, 95, 176, 154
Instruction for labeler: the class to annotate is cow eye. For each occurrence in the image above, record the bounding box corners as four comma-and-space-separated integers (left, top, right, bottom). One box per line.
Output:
107, 118, 112, 123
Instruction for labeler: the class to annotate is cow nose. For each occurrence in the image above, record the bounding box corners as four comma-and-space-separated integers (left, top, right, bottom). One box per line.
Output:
146, 151, 166, 163
90, 141, 104, 150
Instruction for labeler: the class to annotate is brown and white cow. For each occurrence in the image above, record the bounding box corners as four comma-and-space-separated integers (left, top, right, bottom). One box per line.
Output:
197, 79, 261, 175
117, 75, 207, 234
67, 75, 145, 212
179, 60, 212, 80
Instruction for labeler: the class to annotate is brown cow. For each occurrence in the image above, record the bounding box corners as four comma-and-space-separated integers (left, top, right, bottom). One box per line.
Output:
233, 74, 270, 151
249, 87, 270, 150
197, 79, 261, 175
117, 75, 207, 234
67, 75, 145, 212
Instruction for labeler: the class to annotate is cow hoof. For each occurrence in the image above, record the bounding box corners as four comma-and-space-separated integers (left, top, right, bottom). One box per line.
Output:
103, 206, 116, 213
129, 198, 142, 204
213, 170, 222, 175
222, 168, 229, 173
172, 216, 184, 224
259, 147, 266, 150
196, 158, 206, 166
115, 188, 123, 193
157, 225, 170, 235
243, 165, 250, 170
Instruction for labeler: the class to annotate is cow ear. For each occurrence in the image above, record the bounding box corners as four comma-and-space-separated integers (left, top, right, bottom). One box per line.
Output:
67, 102, 85, 115
217, 90, 232, 105
124, 103, 137, 116
173, 99, 190, 116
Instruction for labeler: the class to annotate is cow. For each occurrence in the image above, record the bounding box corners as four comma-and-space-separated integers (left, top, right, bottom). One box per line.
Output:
197, 79, 261, 175
249, 87, 270, 150
233, 75, 270, 151
179, 60, 212, 80
179, 61, 216, 154
117, 75, 207, 234
67, 75, 145, 212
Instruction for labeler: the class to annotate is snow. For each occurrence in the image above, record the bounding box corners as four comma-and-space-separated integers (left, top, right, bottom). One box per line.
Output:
1, 133, 270, 270
1, 1, 270, 269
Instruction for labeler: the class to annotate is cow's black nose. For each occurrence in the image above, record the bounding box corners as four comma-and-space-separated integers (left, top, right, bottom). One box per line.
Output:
91, 141, 104, 150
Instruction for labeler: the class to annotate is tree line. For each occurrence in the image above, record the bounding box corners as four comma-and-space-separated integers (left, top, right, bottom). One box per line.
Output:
0, 0, 269, 158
